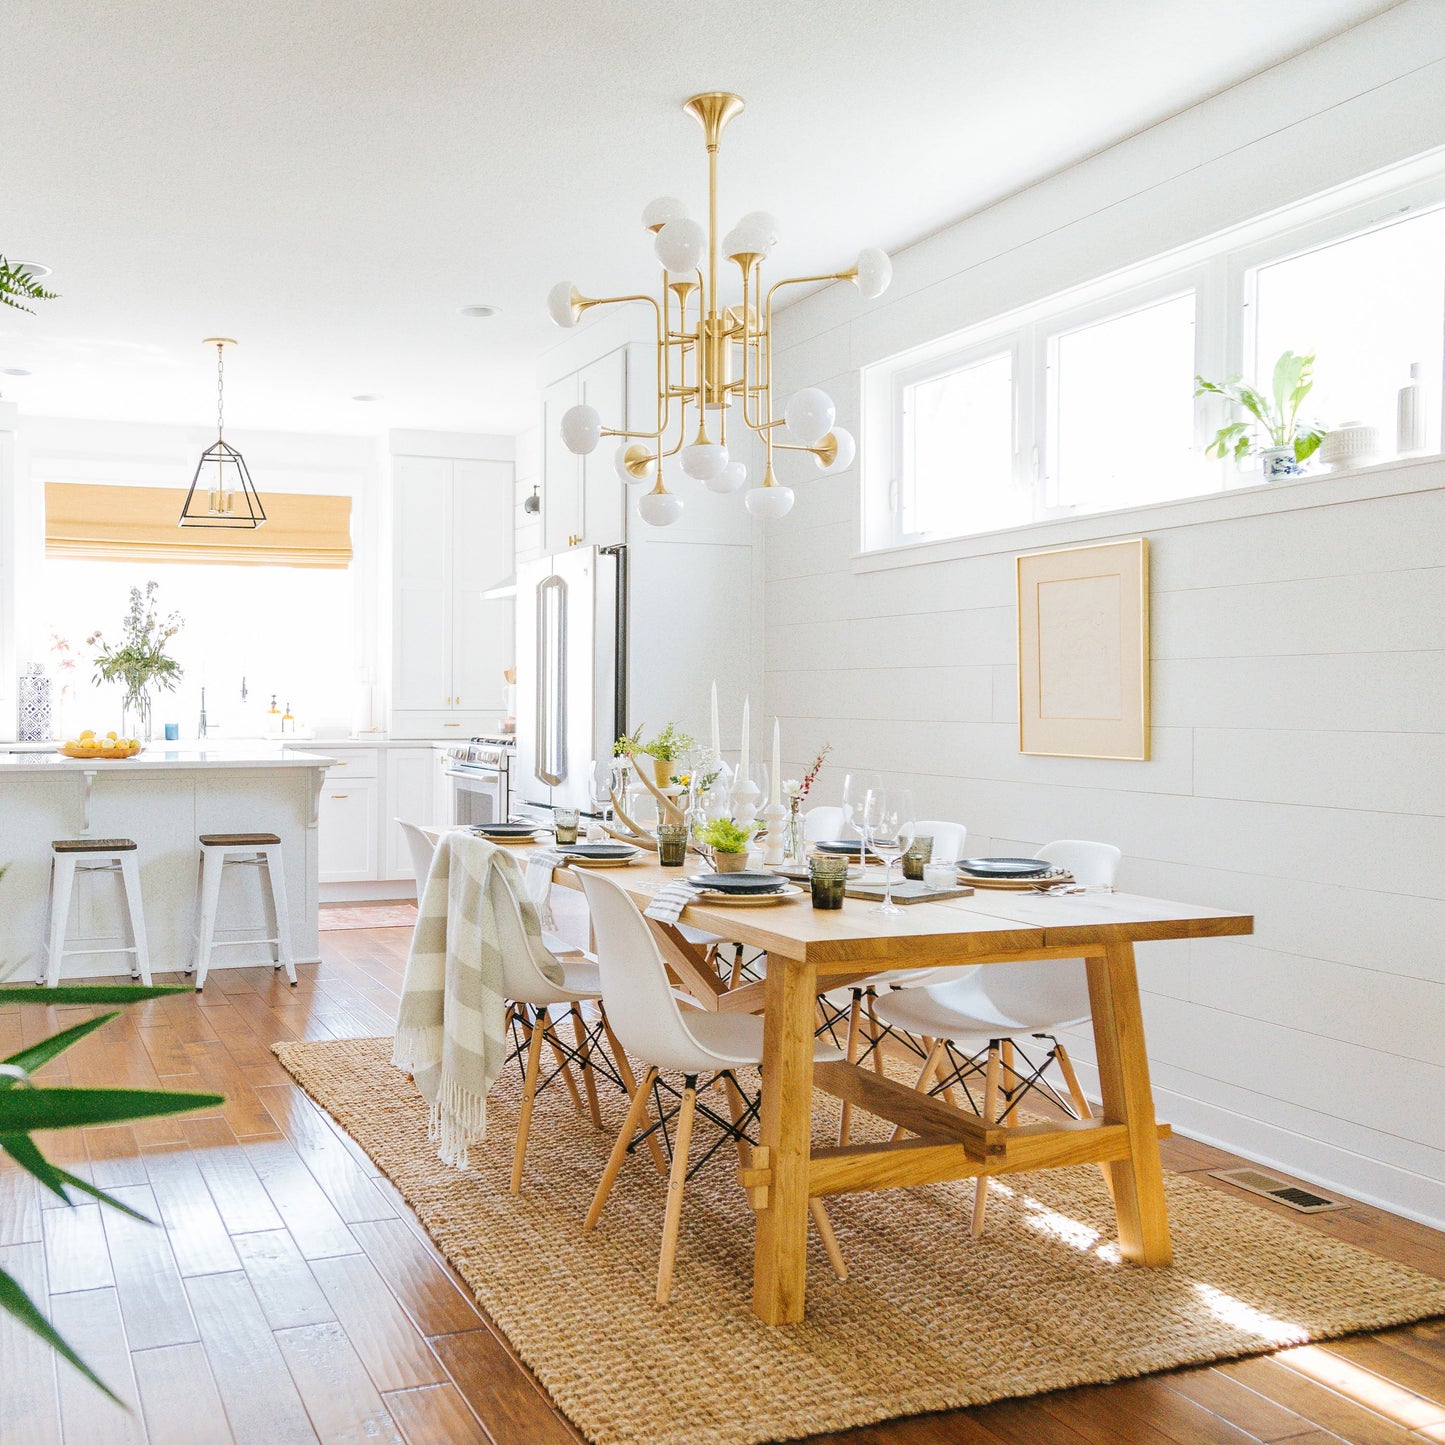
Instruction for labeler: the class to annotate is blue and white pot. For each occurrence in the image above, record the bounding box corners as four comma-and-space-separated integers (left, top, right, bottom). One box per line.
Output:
1259, 445, 1302, 480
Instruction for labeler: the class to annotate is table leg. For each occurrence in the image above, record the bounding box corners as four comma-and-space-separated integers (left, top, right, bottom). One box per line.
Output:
1086, 938, 1172, 1266
753, 952, 817, 1324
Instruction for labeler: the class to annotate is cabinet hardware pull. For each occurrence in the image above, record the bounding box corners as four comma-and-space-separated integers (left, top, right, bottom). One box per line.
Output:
330, 793, 349, 799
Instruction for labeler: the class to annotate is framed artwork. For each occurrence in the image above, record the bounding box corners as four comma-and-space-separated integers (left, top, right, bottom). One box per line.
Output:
1016, 537, 1149, 760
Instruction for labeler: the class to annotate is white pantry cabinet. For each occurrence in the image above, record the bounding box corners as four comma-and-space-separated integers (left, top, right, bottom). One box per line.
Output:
318, 779, 378, 882
392, 456, 513, 738
542, 347, 627, 555
383, 746, 439, 880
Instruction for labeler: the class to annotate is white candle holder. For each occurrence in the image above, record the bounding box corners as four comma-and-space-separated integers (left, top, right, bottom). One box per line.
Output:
730, 779, 760, 830
761, 798, 788, 867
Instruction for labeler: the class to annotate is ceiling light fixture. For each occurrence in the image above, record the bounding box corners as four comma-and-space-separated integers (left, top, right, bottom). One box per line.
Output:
458, 304, 499, 318
351, 393, 383, 402
179, 338, 266, 530
10, 261, 52, 279
547, 91, 890, 526
1, 367, 32, 377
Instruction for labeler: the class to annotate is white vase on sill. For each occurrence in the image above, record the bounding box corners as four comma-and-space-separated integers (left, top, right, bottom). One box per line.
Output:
1259, 445, 1301, 480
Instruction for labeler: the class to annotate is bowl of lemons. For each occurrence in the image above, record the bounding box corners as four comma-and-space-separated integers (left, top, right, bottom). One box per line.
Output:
58, 730, 144, 759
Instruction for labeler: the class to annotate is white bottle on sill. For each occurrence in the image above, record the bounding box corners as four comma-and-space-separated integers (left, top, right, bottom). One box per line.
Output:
1397, 361, 1425, 456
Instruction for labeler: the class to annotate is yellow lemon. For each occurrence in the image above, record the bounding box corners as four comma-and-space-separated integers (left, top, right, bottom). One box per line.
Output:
106, 730, 118, 741
79, 729, 95, 740
81, 738, 101, 751
127, 739, 141, 752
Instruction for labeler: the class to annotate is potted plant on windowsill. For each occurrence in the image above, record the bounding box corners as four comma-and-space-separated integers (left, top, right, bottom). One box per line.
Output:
696, 816, 758, 872
1196, 350, 1327, 480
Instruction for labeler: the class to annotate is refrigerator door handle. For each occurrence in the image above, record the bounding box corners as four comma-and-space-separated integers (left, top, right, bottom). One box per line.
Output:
535, 573, 567, 786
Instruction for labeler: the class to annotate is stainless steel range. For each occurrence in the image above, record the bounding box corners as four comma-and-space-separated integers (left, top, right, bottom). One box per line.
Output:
441, 735, 514, 827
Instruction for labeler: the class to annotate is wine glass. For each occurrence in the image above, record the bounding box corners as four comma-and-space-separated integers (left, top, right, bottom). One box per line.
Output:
862, 786, 915, 916
588, 759, 616, 821
840, 770, 883, 857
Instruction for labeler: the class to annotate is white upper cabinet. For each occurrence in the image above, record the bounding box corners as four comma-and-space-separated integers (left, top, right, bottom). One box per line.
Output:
391, 455, 513, 735
542, 347, 628, 554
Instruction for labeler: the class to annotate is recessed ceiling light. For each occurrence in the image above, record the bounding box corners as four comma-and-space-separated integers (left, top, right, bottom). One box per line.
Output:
351, 393, 382, 402
10, 261, 52, 279
458, 304, 499, 318
1, 367, 32, 377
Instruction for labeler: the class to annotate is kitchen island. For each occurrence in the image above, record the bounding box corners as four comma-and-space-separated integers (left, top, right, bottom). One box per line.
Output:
0, 747, 335, 980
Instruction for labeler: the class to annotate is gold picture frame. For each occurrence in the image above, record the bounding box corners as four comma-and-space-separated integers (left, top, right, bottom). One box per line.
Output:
1016, 538, 1149, 760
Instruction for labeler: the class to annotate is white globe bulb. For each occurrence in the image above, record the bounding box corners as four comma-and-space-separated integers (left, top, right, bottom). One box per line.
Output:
784, 387, 836, 445
854, 246, 893, 300
654, 217, 705, 275
638, 488, 684, 527
641, 196, 687, 232
736, 210, 781, 246
614, 442, 654, 486
816, 426, 856, 474
560, 403, 602, 455
724, 221, 772, 261
744, 484, 795, 520
547, 281, 579, 328
680, 441, 728, 482
706, 460, 748, 494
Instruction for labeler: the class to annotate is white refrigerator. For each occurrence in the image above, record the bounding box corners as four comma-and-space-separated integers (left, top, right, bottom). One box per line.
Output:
515, 541, 755, 814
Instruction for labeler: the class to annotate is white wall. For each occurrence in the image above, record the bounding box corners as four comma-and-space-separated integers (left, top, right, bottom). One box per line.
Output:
767, 1, 1445, 1226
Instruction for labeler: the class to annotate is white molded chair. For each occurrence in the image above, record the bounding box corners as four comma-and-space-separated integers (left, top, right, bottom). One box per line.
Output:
396, 820, 442, 893
872, 839, 1122, 1233
575, 870, 847, 1304
802, 805, 846, 842
490, 863, 663, 1193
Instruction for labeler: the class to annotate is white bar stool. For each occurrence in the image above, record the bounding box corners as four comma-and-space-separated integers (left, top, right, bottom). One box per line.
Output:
189, 832, 296, 991
42, 838, 152, 986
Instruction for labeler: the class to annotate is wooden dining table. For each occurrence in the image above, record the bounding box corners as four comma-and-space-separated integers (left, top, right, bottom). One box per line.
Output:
526, 845, 1253, 1325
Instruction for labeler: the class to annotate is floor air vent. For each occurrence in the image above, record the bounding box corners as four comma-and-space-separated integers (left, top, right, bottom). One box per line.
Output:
1209, 1167, 1348, 1214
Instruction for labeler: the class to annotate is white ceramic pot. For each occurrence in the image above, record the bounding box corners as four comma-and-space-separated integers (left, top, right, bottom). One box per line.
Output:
1259, 446, 1302, 480
1318, 421, 1381, 472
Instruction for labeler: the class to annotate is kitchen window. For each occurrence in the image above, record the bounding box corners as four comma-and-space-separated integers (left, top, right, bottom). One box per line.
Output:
864, 168, 1445, 554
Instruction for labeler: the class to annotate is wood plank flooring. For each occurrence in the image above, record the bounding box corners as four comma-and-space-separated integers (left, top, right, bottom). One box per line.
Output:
1, 922, 1442, 1445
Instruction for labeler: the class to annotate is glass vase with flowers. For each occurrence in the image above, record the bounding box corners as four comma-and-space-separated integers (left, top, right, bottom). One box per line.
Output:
87, 581, 184, 742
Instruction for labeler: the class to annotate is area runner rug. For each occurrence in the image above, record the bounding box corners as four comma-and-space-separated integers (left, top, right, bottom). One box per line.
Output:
317, 903, 418, 931
274, 1036, 1445, 1445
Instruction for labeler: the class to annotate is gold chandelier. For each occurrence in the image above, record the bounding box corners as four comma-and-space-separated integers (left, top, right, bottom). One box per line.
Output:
547, 91, 891, 525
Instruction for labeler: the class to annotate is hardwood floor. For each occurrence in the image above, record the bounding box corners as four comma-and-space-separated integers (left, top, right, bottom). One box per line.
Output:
2, 923, 1442, 1445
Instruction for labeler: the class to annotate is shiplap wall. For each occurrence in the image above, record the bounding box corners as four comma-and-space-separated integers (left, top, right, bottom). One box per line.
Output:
766, 2, 1445, 1226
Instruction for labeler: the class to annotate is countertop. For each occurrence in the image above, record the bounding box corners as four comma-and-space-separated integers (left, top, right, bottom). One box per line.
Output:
0, 747, 338, 774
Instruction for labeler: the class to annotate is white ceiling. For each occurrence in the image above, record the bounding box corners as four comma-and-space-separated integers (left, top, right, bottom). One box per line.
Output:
0, 0, 1398, 438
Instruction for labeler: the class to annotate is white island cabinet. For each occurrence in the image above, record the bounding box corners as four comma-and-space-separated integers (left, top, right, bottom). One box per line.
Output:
0, 748, 334, 980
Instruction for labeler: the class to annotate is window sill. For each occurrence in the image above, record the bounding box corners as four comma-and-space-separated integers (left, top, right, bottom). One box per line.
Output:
853, 453, 1445, 573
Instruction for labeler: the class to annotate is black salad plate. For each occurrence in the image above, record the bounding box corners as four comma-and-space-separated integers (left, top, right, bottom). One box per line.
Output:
474, 823, 540, 836
559, 843, 637, 859
813, 839, 867, 855
686, 871, 786, 894
958, 856, 1051, 878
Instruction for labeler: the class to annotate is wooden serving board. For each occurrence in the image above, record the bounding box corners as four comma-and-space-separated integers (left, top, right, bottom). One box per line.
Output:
843, 880, 975, 905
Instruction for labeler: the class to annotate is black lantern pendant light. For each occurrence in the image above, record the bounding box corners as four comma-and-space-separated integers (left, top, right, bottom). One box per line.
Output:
179, 337, 266, 529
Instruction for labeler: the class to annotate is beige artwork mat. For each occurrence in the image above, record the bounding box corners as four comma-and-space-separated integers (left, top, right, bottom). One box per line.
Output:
1017, 537, 1149, 759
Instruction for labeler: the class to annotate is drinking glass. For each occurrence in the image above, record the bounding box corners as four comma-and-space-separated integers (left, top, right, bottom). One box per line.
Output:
588, 760, 615, 820
862, 786, 915, 916
840, 770, 883, 857
553, 808, 579, 845
808, 854, 848, 909
657, 823, 688, 867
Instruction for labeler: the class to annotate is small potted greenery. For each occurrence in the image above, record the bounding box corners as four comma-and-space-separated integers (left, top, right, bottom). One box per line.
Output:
1195, 350, 1326, 480
616, 721, 695, 787
696, 817, 758, 872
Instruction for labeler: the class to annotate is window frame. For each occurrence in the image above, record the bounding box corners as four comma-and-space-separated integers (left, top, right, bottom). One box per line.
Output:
862, 162, 1445, 556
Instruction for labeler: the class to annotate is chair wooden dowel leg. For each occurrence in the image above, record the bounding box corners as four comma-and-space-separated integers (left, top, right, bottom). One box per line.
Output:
571, 1004, 604, 1129
971, 1043, 1002, 1237
722, 1072, 752, 1171
602, 1016, 668, 1175
837, 991, 863, 1146
656, 1077, 698, 1306
891, 1037, 946, 1142
809, 1199, 848, 1281
510, 1007, 549, 1194
586, 1066, 658, 1231
1055, 1043, 1114, 1199
865, 991, 886, 1076
544, 1018, 587, 1114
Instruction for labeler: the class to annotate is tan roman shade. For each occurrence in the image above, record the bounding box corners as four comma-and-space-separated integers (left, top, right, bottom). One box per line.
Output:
45, 483, 352, 568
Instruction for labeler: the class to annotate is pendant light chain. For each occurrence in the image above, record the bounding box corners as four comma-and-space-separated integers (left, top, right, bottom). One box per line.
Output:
179, 335, 266, 530
216, 340, 225, 443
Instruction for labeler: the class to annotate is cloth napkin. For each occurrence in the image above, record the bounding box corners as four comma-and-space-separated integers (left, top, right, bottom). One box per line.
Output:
645, 880, 699, 925
524, 847, 565, 932
392, 832, 562, 1169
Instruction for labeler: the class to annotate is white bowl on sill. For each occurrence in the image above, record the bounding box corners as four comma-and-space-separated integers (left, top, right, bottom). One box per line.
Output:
1318, 421, 1381, 472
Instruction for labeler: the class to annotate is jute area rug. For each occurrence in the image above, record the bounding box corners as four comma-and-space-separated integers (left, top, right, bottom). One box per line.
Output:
273, 1036, 1445, 1445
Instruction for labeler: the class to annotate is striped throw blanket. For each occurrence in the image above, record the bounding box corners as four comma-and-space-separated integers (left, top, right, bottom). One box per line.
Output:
392, 831, 563, 1168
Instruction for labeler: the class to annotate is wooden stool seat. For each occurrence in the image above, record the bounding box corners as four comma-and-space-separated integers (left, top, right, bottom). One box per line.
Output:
199, 832, 281, 847
52, 837, 138, 852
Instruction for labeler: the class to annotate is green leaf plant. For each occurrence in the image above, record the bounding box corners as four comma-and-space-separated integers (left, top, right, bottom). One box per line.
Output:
0, 256, 58, 314
696, 817, 758, 854
0, 918, 221, 1403
1195, 349, 1327, 465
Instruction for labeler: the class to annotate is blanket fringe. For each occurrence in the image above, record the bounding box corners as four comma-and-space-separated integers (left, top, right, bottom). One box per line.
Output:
391, 1023, 442, 1074
429, 1074, 490, 1170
